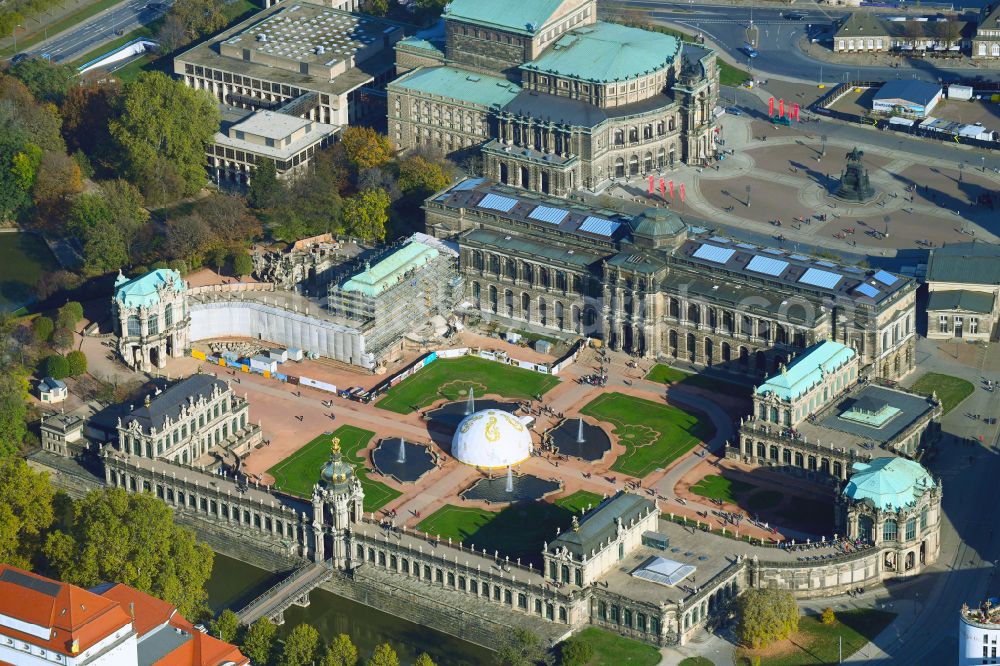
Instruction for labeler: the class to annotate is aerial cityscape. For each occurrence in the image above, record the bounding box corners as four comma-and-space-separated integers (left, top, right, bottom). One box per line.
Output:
1, 0, 1000, 664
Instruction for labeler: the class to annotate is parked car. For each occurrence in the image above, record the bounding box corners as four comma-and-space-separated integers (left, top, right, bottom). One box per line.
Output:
743, 45, 759, 58
726, 106, 743, 116
783, 12, 805, 20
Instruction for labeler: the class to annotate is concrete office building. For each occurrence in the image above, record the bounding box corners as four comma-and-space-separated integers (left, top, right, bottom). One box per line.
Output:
175, 1, 404, 127
387, 0, 719, 195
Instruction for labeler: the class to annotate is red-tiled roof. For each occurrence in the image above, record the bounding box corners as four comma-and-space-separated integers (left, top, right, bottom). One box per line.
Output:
99, 585, 176, 637
0, 565, 132, 657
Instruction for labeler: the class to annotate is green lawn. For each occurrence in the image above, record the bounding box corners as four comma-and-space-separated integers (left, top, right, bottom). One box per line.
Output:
719, 61, 750, 87
570, 628, 661, 666
678, 659, 715, 666
580, 392, 713, 477
736, 609, 896, 665
554, 490, 604, 514
689, 474, 753, 503
267, 425, 400, 512
645, 364, 750, 399
416, 501, 576, 563
909, 371, 974, 415
376, 355, 559, 414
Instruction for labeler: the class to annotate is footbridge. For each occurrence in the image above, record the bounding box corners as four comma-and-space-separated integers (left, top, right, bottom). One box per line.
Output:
236, 561, 333, 625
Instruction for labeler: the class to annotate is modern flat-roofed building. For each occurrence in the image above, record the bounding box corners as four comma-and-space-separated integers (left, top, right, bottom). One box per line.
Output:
175, 1, 404, 127
210, 107, 339, 185
872, 80, 943, 118
427, 178, 917, 380
387, 0, 719, 196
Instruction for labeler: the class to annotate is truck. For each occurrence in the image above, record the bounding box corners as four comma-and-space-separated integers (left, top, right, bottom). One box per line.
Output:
948, 85, 974, 101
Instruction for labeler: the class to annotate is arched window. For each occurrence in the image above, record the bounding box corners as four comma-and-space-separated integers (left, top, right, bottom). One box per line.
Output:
127, 315, 141, 337
883, 518, 898, 542
164, 304, 173, 327
147, 314, 159, 335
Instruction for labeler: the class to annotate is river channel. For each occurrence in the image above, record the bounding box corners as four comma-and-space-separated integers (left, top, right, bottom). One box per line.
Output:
205, 553, 494, 666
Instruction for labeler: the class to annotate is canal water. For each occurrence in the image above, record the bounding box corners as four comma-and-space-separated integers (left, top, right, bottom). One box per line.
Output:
205, 553, 494, 666
0, 232, 60, 312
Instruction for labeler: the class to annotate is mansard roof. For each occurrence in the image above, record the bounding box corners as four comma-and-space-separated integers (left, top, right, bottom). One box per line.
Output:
122, 374, 227, 434
444, 0, 567, 36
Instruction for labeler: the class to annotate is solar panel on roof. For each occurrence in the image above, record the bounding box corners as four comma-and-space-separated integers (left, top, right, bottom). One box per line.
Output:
708, 236, 730, 244
693, 244, 736, 264
528, 205, 569, 225
815, 260, 837, 268
0, 569, 61, 597
790, 254, 810, 261
579, 216, 621, 236
842, 266, 864, 275
478, 193, 518, 212
855, 282, 880, 298
799, 267, 843, 289
873, 270, 898, 286
452, 178, 485, 191
762, 247, 785, 255
746, 255, 789, 277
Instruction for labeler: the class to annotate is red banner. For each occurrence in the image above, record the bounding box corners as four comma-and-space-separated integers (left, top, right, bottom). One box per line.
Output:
659, 177, 666, 199
779, 99, 785, 118
669, 180, 674, 198
793, 103, 799, 121
680, 183, 686, 202
648, 175, 654, 195
769, 97, 774, 116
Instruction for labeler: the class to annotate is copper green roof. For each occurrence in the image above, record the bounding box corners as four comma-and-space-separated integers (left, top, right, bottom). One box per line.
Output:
444, 0, 566, 36
114, 269, 186, 309
926, 289, 995, 314
522, 22, 680, 83
388, 66, 521, 108
926, 242, 1000, 285
756, 340, 856, 402
342, 241, 439, 297
843, 457, 934, 512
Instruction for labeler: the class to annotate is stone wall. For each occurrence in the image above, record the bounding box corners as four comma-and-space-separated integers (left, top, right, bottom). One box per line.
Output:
751, 548, 884, 599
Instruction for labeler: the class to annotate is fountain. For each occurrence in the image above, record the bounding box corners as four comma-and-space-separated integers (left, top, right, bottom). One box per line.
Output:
462, 471, 560, 503
505, 467, 514, 493
465, 388, 475, 416
397, 437, 406, 464
547, 417, 612, 462
372, 437, 435, 483
577, 418, 585, 444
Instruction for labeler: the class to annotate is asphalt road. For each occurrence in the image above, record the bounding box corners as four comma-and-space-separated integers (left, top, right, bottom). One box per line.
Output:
616, 0, 1000, 84
25, 0, 172, 65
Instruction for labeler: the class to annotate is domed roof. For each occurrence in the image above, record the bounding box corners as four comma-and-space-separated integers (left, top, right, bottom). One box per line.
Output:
632, 209, 685, 238
452, 409, 532, 469
843, 457, 934, 512
320, 436, 355, 489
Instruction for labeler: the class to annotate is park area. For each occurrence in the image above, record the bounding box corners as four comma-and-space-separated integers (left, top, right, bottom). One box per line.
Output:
570, 627, 662, 666
266, 425, 401, 511
645, 364, 750, 399
376, 356, 560, 414
581, 392, 713, 477
908, 371, 974, 414
689, 475, 784, 514
735, 609, 896, 665
415, 490, 603, 563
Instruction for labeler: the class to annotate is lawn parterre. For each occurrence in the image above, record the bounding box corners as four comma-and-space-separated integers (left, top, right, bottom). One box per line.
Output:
571, 627, 662, 666
267, 425, 401, 512
909, 372, 974, 415
376, 356, 560, 414
736, 609, 895, 665
645, 364, 750, 399
554, 490, 604, 514
689, 474, 754, 503
581, 392, 713, 477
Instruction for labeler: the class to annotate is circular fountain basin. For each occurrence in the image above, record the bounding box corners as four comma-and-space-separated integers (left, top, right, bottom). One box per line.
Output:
371, 438, 436, 483
548, 419, 612, 462
461, 473, 561, 503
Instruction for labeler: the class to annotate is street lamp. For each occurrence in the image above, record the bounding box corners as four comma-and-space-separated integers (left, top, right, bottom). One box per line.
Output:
959, 162, 964, 183
883, 215, 890, 239
983, 156, 987, 173
12, 23, 23, 51
745, 184, 752, 208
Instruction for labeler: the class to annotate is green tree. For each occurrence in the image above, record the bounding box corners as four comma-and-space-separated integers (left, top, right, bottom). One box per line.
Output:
320, 634, 358, 666
32, 316, 54, 344
43, 354, 70, 380
231, 251, 253, 277
737, 588, 799, 649
0, 369, 30, 456
413, 653, 436, 666
165, 214, 217, 267
0, 457, 54, 569
340, 127, 393, 169
68, 193, 129, 275
279, 623, 320, 666
209, 609, 240, 644
242, 617, 277, 666
62, 83, 122, 172
10, 57, 76, 105
342, 188, 390, 242
821, 607, 836, 625
109, 72, 219, 200
361, 0, 389, 15
558, 636, 593, 666
247, 158, 283, 211
100, 179, 150, 263
50, 327, 74, 351
66, 350, 87, 377
412, 0, 448, 18
198, 193, 259, 244
398, 155, 452, 196
32, 151, 82, 224
169, 0, 226, 42
43, 487, 214, 617
57, 302, 84, 331
495, 628, 545, 666
367, 643, 399, 666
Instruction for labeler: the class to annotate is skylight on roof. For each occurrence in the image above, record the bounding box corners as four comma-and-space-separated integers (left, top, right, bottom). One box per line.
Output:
873, 270, 899, 286
799, 267, 843, 289
478, 193, 518, 212
708, 236, 730, 244
815, 260, 837, 268
579, 216, 620, 237
762, 247, 785, 255
528, 205, 569, 225
855, 282, 881, 299
693, 244, 736, 264
736, 242, 755, 249
746, 255, 789, 277
790, 254, 811, 261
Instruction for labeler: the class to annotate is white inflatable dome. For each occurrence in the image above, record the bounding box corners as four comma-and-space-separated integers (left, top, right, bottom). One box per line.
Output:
452, 409, 532, 468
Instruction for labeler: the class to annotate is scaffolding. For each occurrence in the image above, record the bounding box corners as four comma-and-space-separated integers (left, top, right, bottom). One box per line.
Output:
327, 238, 462, 358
